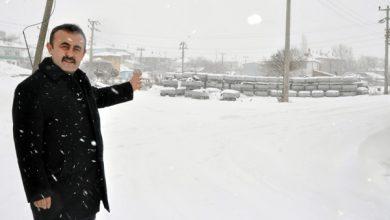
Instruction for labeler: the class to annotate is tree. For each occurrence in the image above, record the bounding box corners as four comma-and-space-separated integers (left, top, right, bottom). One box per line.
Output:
0, 33, 19, 42
80, 60, 118, 83
263, 48, 305, 76
356, 56, 380, 72
187, 57, 224, 73
331, 44, 356, 73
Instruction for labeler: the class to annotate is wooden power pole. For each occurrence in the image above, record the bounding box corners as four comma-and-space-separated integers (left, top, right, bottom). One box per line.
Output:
88, 19, 100, 63
379, 6, 390, 94
179, 41, 187, 74
282, 0, 291, 102
32, 0, 54, 72
137, 47, 145, 68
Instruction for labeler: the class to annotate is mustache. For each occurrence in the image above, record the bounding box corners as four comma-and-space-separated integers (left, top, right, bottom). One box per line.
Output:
62, 56, 76, 63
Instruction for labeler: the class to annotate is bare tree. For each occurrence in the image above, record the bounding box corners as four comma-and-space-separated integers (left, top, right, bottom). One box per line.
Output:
0, 34, 19, 42
187, 57, 225, 73
263, 48, 305, 76
357, 56, 380, 72
331, 44, 356, 73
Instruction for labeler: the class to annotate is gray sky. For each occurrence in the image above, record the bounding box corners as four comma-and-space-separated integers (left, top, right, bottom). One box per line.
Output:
0, 0, 388, 62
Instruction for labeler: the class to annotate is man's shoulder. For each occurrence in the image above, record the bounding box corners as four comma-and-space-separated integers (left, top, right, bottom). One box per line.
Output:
76, 69, 92, 86
76, 68, 89, 79
15, 70, 45, 93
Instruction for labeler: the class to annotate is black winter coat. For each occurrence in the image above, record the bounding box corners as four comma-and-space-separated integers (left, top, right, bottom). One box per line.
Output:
12, 57, 133, 219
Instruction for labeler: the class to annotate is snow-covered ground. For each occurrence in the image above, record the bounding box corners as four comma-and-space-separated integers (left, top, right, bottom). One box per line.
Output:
1, 62, 390, 219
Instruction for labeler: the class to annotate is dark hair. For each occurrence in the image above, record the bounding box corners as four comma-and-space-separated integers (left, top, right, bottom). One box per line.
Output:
49, 24, 87, 51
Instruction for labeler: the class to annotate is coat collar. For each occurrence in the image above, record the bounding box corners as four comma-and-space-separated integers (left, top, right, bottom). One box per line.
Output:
39, 57, 84, 81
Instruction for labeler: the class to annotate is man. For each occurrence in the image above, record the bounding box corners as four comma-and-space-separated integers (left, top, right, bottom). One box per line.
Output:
12, 24, 142, 220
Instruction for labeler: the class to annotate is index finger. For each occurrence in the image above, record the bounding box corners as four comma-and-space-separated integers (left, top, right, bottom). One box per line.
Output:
46, 197, 52, 209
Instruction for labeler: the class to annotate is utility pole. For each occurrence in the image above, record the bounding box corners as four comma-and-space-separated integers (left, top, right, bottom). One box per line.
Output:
137, 47, 145, 68
243, 56, 249, 64
88, 19, 100, 63
379, 6, 390, 94
221, 53, 225, 65
221, 52, 226, 74
282, 0, 291, 102
179, 41, 187, 74
32, 0, 54, 72
215, 50, 218, 74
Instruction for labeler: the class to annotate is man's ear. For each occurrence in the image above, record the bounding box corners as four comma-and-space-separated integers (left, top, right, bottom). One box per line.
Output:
46, 43, 53, 55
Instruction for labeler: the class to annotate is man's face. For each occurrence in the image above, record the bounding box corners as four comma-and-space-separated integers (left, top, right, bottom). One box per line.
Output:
46, 30, 86, 74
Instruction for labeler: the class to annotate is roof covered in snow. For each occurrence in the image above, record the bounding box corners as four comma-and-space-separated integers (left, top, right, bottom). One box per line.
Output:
0, 40, 26, 49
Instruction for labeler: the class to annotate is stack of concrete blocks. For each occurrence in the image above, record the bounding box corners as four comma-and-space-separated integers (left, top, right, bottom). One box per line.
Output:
160, 87, 176, 97
298, 91, 311, 97
357, 87, 369, 95
291, 76, 360, 97
311, 90, 325, 98
162, 79, 178, 89
206, 74, 224, 90
175, 88, 186, 96
161, 73, 367, 98
186, 89, 209, 99
221, 90, 240, 101
182, 81, 203, 90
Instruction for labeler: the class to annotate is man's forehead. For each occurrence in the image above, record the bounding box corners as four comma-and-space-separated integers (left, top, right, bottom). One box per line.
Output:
53, 30, 85, 45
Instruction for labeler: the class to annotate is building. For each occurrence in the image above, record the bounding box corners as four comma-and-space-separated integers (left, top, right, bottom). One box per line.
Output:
93, 48, 135, 72
0, 39, 31, 67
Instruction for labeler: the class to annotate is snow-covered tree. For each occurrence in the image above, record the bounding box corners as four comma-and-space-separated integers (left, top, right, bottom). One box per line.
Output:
263, 48, 305, 76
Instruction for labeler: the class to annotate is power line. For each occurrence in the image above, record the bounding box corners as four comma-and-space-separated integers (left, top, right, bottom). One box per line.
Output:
316, 0, 375, 28
323, 0, 371, 25
96, 22, 378, 41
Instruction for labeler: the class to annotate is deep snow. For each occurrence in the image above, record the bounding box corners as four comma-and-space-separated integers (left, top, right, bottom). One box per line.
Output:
1, 61, 390, 219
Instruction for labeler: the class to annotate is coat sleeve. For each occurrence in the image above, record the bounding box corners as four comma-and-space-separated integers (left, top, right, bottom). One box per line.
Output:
12, 84, 52, 203
92, 81, 134, 108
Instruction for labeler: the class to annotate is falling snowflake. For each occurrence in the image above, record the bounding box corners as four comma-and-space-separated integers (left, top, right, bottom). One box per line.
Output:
82, 200, 88, 209
52, 174, 58, 182
80, 138, 85, 142
111, 88, 119, 94
247, 14, 262, 25
90, 141, 97, 146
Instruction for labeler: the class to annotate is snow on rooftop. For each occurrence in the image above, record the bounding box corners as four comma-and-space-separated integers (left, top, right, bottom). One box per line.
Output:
364, 72, 385, 79
0, 40, 26, 49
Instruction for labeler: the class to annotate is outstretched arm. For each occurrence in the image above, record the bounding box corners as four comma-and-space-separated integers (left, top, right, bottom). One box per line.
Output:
92, 69, 142, 108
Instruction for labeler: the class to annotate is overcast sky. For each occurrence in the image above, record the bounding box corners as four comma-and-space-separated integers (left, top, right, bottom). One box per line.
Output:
0, 0, 388, 62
